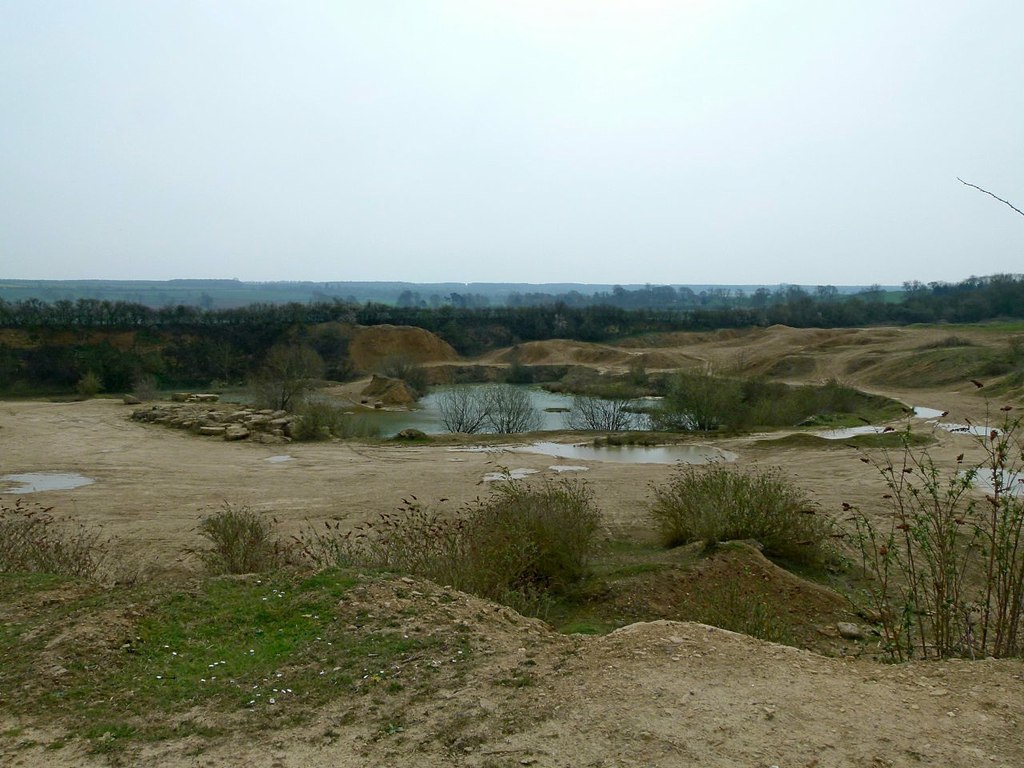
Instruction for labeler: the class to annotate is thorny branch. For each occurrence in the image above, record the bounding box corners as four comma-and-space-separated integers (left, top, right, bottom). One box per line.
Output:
958, 177, 1024, 218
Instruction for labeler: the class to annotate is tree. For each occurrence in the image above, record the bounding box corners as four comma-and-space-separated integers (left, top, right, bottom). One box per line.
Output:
483, 385, 541, 434
437, 387, 489, 434
652, 371, 742, 432
567, 395, 641, 431
252, 344, 324, 411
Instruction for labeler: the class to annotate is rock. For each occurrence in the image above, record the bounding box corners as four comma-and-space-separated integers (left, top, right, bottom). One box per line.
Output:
171, 392, 190, 402
224, 426, 250, 441
394, 428, 428, 441
199, 426, 227, 436
187, 393, 220, 403
837, 622, 866, 640
122, 394, 141, 405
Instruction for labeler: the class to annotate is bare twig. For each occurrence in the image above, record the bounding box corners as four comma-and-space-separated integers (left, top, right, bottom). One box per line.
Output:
958, 177, 1024, 218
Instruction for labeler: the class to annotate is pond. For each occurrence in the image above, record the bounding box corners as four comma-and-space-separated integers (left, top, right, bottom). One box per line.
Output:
363, 386, 585, 436
1, 472, 95, 494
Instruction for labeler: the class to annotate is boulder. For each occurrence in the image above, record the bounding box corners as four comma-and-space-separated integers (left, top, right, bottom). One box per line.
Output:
199, 426, 227, 436
122, 394, 141, 405
224, 426, 250, 441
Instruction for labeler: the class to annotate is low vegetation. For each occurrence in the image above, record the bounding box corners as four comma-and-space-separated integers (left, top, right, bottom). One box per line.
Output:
652, 372, 903, 432
195, 503, 291, 575
291, 397, 380, 440
301, 479, 600, 614
0, 499, 112, 579
0, 568, 461, 754
849, 405, 1024, 660
648, 464, 834, 565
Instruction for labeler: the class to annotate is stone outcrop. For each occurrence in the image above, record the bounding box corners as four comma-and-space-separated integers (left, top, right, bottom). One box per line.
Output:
130, 404, 293, 443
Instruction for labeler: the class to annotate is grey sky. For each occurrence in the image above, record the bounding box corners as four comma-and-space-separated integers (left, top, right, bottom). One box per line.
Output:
2, 1, 1022, 285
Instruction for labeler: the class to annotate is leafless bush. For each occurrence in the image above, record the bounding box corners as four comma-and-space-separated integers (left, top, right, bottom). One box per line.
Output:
0, 499, 112, 579
483, 385, 541, 434
567, 395, 642, 431
436, 387, 489, 434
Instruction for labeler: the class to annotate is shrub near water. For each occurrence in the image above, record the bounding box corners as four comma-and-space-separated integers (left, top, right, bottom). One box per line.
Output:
648, 464, 831, 564
301, 479, 601, 612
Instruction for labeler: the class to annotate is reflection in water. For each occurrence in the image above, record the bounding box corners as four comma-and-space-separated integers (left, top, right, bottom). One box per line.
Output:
508, 442, 735, 465
812, 426, 888, 440
1, 472, 95, 494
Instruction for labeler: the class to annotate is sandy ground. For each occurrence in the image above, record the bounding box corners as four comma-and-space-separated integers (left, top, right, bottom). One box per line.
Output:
2, 324, 1023, 766
0, 387, 1004, 567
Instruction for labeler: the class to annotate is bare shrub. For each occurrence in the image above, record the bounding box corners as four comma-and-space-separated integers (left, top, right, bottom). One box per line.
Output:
195, 503, 290, 574
0, 499, 112, 579
251, 344, 324, 411
292, 397, 380, 441
300, 479, 601, 613
76, 371, 103, 399
436, 387, 489, 434
131, 373, 159, 401
849, 405, 1024, 659
648, 464, 832, 564
567, 395, 641, 431
483, 385, 541, 434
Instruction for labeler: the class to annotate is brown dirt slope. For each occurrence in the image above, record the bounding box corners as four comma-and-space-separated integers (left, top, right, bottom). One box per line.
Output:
348, 324, 458, 371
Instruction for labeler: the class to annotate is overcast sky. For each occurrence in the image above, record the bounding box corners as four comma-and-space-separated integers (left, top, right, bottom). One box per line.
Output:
2, 1, 1022, 286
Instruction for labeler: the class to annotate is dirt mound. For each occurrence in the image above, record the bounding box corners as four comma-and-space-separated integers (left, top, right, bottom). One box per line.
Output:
604, 543, 853, 654
360, 374, 417, 405
348, 324, 458, 371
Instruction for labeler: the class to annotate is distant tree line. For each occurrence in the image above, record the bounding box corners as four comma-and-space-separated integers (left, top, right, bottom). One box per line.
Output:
0, 274, 1021, 394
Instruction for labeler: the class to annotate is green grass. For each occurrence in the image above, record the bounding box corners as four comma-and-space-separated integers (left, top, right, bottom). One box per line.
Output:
0, 569, 453, 753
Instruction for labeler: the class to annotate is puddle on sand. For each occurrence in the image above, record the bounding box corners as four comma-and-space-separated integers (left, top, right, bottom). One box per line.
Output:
550, 465, 590, 473
509, 442, 736, 465
1, 472, 95, 494
482, 468, 538, 482
939, 424, 1002, 437
966, 469, 1023, 497
913, 406, 946, 419
265, 455, 293, 463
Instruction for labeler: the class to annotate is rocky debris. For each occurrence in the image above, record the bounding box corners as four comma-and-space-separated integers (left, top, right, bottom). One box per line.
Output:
837, 621, 866, 640
394, 428, 429, 441
130, 403, 295, 443
171, 392, 221, 403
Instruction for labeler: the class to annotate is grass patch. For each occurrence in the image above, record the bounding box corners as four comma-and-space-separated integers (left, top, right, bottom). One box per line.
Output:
648, 464, 834, 565
0, 568, 456, 752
